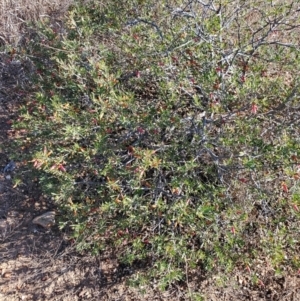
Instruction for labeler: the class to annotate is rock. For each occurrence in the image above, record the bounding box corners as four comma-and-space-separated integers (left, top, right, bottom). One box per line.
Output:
32, 211, 55, 228
3, 161, 16, 172
3, 272, 12, 278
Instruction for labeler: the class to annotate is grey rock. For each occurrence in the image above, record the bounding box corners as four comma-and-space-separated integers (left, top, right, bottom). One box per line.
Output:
32, 211, 55, 228
3, 161, 16, 172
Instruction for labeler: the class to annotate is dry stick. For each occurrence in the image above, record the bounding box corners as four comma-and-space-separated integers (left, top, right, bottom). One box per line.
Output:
37, 43, 74, 53
183, 253, 192, 301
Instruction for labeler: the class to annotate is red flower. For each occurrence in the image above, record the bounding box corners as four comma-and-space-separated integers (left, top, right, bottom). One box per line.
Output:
251, 103, 258, 114
137, 127, 145, 134
281, 182, 288, 193
58, 164, 66, 172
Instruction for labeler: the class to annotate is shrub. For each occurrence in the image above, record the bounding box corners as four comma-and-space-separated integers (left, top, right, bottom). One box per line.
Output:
13, 0, 300, 292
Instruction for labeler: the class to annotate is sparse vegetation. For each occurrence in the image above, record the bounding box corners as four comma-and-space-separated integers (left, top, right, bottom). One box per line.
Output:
2, 0, 300, 299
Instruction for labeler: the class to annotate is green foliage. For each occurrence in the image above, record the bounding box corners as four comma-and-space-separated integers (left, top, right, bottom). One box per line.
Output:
12, 0, 300, 294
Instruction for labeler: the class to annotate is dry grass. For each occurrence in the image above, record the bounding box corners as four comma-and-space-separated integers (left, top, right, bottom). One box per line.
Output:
0, 0, 73, 45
